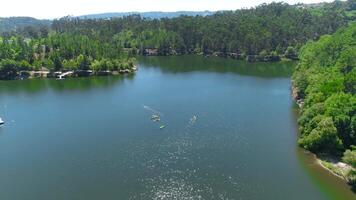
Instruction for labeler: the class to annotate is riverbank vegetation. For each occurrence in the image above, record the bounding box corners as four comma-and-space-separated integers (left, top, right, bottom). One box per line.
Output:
0, 33, 136, 80
292, 23, 356, 190
0, 1, 354, 70
1, 1, 355, 80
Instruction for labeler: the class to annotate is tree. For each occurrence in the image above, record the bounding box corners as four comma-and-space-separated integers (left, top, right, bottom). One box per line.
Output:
324, 93, 356, 148
284, 46, 298, 60
299, 116, 343, 154
342, 147, 356, 190
201, 36, 213, 55
77, 54, 90, 70
345, 68, 356, 94
62, 59, 77, 70
42, 58, 54, 70
51, 52, 62, 71
294, 23, 356, 159
343, 147, 356, 167
0, 59, 18, 79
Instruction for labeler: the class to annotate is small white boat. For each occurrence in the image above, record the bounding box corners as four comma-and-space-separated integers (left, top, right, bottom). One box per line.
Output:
0, 118, 4, 125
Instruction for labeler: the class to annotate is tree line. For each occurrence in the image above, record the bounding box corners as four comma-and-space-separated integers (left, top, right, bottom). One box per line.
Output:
48, 1, 352, 58
0, 0, 355, 80
0, 33, 136, 80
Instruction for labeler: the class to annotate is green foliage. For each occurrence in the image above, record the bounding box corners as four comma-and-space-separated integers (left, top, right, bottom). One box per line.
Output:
0, 59, 19, 79
259, 50, 269, 58
76, 54, 90, 71
18, 60, 31, 70
0, 32, 135, 79
42, 58, 54, 70
48, 2, 348, 57
342, 147, 356, 190
299, 116, 343, 153
345, 67, 356, 94
90, 58, 135, 72
62, 59, 78, 70
293, 23, 356, 155
292, 71, 308, 99
342, 147, 356, 167
0, 1, 353, 79
284, 46, 298, 60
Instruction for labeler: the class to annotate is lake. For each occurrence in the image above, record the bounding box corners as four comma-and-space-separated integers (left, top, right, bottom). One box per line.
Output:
0, 55, 354, 200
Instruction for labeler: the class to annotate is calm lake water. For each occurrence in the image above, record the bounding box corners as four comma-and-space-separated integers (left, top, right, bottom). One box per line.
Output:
0, 55, 354, 200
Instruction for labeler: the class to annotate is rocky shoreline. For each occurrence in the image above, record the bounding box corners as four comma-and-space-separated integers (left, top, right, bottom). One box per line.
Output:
291, 83, 305, 108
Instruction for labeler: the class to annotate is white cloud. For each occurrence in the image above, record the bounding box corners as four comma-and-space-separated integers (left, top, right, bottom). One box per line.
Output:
0, 0, 336, 19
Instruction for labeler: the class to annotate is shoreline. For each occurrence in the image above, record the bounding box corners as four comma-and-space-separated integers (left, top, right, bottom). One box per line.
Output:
291, 84, 354, 185
0, 54, 295, 81
316, 157, 352, 181
1, 65, 138, 81
140, 50, 297, 63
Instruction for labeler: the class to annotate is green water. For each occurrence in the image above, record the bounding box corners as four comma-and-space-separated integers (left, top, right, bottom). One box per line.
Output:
0, 55, 354, 200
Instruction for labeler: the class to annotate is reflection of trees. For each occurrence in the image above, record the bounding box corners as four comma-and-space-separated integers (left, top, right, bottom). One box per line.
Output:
138, 55, 295, 78
0, 74, 135, 95
0, 55, 294, 95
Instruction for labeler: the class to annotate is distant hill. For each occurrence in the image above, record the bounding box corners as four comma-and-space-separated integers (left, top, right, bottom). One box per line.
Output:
77, 11, 215, 19
0, 12, 214, 32
0, 17, 51, 32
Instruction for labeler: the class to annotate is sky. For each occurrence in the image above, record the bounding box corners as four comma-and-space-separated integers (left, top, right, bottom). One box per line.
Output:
0, 0, 335, 19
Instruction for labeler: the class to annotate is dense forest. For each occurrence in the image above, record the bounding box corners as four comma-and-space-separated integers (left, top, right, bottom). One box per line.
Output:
50, 1, 353, 59
0, 12, 214, 33
0, 33, 136, 80
0, 0, 355, 80
292, 24, 356, 189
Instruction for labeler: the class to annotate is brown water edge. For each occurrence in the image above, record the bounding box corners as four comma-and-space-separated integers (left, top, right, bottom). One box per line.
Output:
291, 105, 356, 200
297, 148, 356, 200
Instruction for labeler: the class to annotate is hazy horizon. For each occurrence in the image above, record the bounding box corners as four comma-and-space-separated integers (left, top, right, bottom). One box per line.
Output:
0, 0, 336, 19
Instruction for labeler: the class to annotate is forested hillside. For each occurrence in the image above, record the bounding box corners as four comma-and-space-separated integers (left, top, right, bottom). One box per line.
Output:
0, 1, 355, 80
78, 11, 214, 19
50, 1, 351, 59
2, 1, 351, 60
0, 17, 51, 33
292, 24, 356, 189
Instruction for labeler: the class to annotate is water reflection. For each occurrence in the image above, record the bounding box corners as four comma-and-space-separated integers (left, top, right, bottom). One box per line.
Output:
138, 55, 295, 78
0, 74, 135, 95
0, 56, 354, 200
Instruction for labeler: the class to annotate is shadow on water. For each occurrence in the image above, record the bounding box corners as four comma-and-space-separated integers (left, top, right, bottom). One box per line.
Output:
138, 55, 296, 78
0, 74, 135, 95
